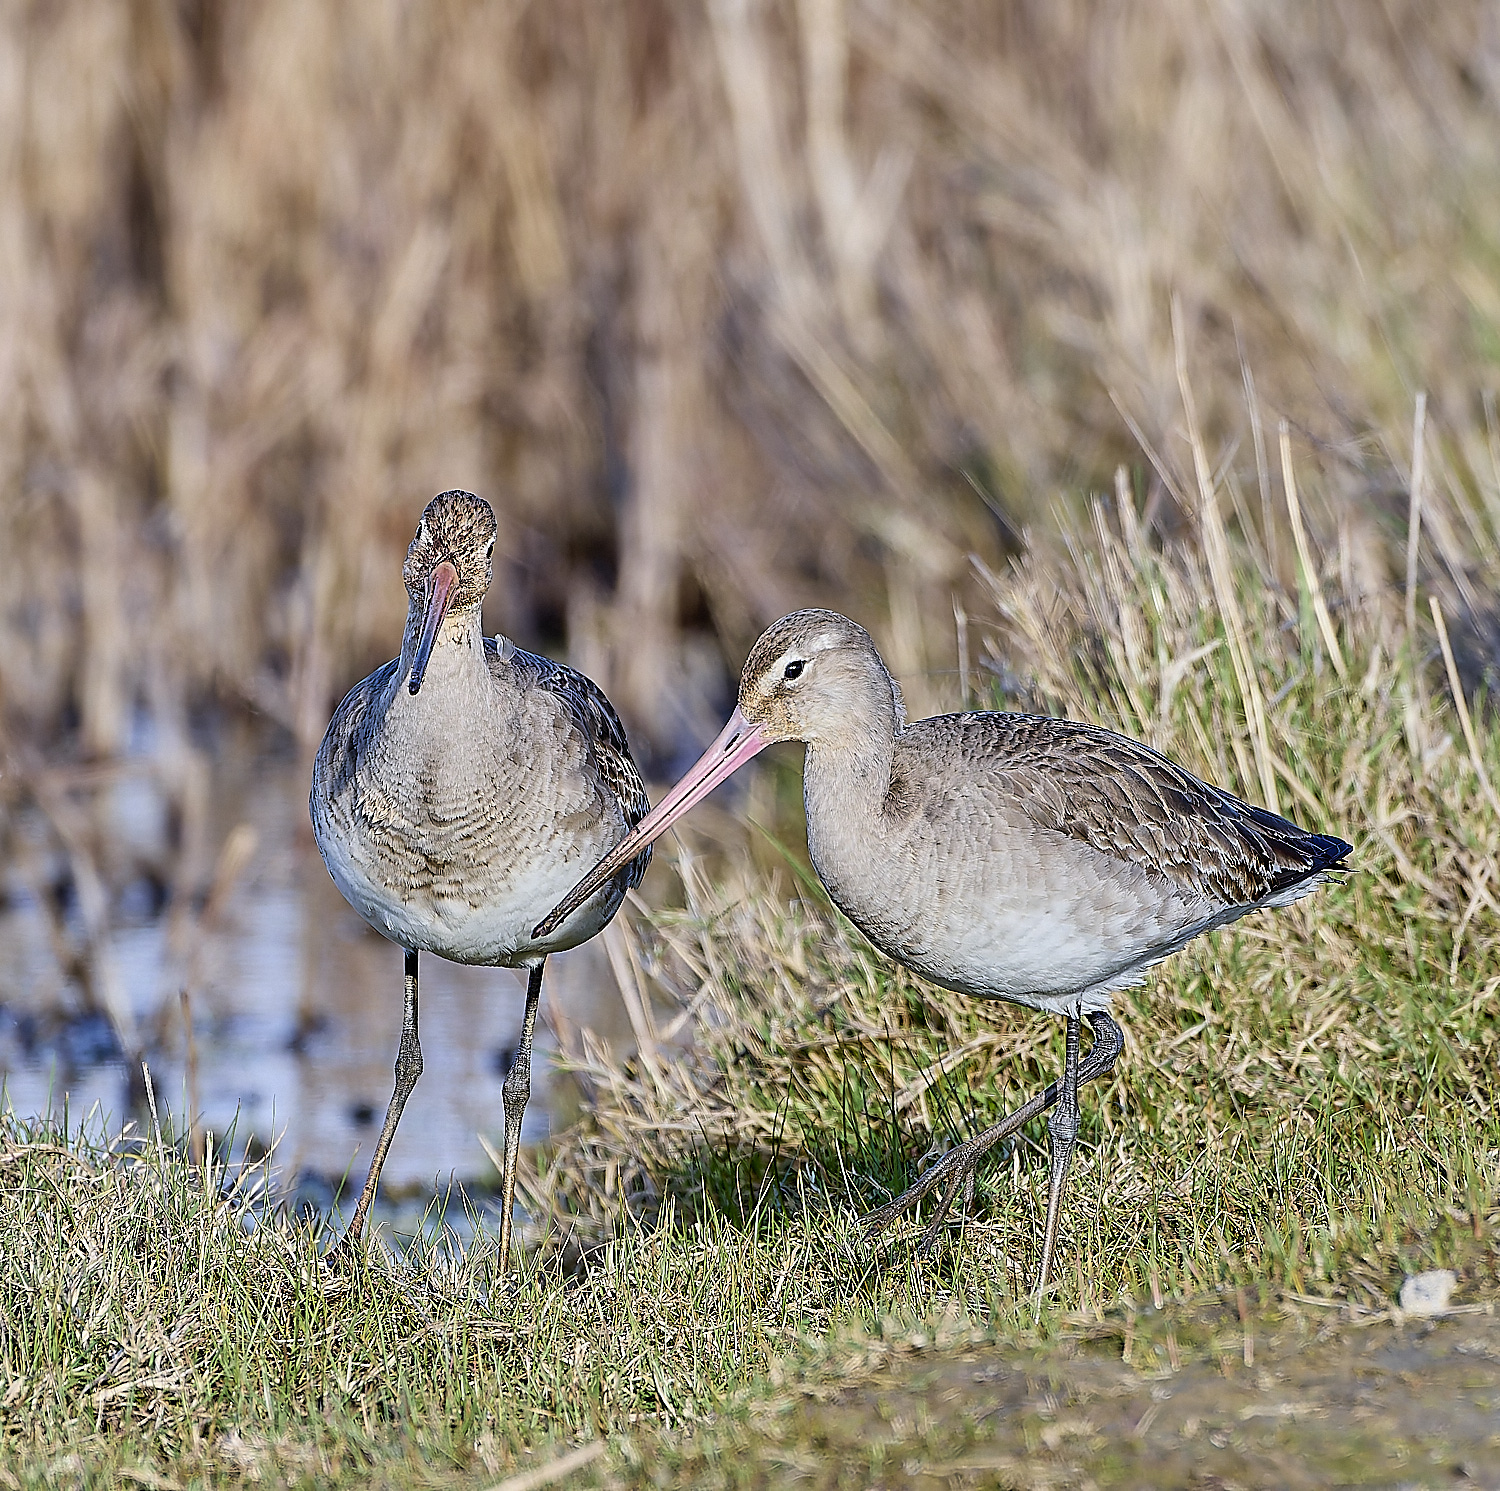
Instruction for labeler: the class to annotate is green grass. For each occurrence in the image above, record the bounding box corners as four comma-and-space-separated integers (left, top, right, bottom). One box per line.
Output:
4, 513, 1498, 1488
4, 1096, 1496, 1489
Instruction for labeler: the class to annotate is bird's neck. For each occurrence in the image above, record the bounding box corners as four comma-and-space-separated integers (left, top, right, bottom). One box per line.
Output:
803, 703, 899, 834
801, 657, 903, 800
805, 730, 895, 799
801, 723, 898, 919
398, 605, 489, 694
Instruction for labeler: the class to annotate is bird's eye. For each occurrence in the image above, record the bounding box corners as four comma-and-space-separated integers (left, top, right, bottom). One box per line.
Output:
783, 658, 805, 681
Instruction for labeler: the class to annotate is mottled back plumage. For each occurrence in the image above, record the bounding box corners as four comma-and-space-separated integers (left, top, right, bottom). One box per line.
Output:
900, 711, 1348, 910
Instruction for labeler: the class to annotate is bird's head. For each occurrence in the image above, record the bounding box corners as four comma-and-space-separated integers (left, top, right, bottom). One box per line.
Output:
529, 609, 901, 941
402, 490, 498, 694
736, 608, 904, 747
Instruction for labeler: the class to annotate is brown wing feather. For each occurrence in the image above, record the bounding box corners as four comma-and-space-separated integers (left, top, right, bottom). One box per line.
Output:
492, 641, 654, 890
906, 713, 1350, 908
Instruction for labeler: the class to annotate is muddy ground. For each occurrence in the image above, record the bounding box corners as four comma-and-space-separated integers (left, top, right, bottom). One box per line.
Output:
652, 1304, 1500, 1489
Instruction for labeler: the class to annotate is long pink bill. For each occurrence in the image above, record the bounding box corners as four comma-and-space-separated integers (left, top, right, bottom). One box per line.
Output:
532, 706, 768, 938
409, 559, 459, 695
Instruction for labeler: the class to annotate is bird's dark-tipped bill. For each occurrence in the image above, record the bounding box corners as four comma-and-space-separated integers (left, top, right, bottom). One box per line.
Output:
409, 559, 458, 695
532, 706, 767, 938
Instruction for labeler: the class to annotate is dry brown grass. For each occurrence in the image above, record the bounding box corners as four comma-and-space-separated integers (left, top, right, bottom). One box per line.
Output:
3, 0, 1498, 774
5, 5, 1498, 1041
4, 12, 1500, 1482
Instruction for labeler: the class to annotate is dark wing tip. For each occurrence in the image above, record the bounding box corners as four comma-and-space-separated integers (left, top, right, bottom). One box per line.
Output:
1263, 829, 1353, 899
1238, 800, 1352, 874
1309, 833, 1354, 870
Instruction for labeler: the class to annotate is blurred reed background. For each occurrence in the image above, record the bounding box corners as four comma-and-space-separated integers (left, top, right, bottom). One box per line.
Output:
2, 0, 1499, 1177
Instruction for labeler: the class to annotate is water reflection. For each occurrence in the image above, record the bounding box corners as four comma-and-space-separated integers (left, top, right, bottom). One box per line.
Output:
0, 738, 635, 1218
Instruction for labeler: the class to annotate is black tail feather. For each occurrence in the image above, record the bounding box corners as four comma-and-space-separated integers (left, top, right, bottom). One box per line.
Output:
1307, 832, 1353, 871
1239, 800, 1352, 897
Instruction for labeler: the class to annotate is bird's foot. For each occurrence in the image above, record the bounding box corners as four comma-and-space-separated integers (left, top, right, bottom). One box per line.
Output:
912, 1162, 978, 1257
862, 1139, 983, 1245
863, 1083, 1057, 1248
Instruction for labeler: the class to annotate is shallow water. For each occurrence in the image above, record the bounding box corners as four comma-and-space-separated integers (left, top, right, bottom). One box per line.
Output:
0, 736, 636, 1221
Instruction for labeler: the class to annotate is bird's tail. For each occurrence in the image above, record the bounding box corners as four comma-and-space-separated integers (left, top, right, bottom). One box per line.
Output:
1304, 831, 1353, 872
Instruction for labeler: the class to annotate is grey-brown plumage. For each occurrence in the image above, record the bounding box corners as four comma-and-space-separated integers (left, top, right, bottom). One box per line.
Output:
736, 611, 1349, 1018
310, 489, 649, 1262
814, 708, 1348, 1012
316, 639, 649, 938
923, 712, 1346, 907
534, 607, 1351, 1298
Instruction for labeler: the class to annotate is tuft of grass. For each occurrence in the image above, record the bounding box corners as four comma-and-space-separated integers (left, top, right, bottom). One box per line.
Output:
0, 1109, 936, 1484
7, 1101, 1496, 1488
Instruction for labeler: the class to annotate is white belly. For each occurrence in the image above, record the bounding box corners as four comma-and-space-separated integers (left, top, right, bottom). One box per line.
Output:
812, 805, 1213, 1014
317, 823, 623, 966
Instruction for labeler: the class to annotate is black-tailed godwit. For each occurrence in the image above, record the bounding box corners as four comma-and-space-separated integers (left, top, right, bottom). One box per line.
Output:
311, 490, 650, 1261
535, 609, 1350, 1295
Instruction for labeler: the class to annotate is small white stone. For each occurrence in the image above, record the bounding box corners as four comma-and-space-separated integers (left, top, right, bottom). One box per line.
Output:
1398, 1269, 1457, 1315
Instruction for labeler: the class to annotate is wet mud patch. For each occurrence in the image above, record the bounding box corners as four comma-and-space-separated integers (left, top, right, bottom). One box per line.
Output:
700, 1306, 1500, 1490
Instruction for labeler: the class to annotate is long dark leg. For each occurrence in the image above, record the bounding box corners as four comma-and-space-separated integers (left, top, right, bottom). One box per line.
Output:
1035, 1013, 1082, 1298
863, 1011, 1124, 1246
497, 962, 544, 1266
1033, 1009, 1122, 1297
337, 948, 423, 1253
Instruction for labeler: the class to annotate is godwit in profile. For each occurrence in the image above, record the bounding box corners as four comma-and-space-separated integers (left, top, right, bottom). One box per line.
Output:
535, 609, 1351, 1296
311, 490, 650, 1261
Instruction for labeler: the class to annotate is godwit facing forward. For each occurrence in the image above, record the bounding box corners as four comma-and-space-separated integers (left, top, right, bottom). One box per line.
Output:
311, 490, 649, 1260
535, 609, 1351, 1296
